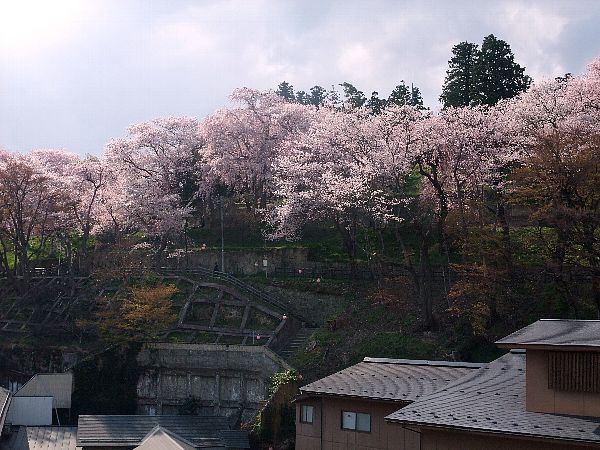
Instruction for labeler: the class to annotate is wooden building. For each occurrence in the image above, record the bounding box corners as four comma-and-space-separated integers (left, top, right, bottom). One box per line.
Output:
294, 357, 482, 450
387, 319, 600, 449
297, 319, 600, 450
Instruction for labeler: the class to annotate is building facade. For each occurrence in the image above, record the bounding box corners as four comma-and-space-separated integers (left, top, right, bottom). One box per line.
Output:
294, 357, 482, 450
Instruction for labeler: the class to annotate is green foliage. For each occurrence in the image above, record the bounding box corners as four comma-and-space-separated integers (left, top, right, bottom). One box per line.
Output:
441, 35, 531, 107
472, 34, 532, 105
276, 81, 295, 101
268, 369, 301, 396
353, 332, 438, 361
340, 82, 367, 108
440, 41, 479, 107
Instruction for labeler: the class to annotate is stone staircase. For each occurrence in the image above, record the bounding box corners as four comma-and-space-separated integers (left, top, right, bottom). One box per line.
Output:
277, 326, 318, 360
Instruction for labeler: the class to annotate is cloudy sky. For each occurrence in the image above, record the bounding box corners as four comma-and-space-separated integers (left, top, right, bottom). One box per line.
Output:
1, 0, 599, 155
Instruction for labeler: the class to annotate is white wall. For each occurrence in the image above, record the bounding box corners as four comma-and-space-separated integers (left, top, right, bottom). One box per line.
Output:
6, 396, 53, 426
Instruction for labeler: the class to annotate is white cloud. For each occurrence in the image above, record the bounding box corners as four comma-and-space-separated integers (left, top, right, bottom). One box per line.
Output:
0, 0, 598, 154
494, 2, 569, 79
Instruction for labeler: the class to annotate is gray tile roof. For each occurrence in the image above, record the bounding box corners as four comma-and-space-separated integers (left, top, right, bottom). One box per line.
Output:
386, 351, 600, 444
16, 373, 73, 408
12, 426, 78, 450
300, 357, 483, 402
217, 430, 250, 449
496, 319, 600, 349
76, 415, 236, 448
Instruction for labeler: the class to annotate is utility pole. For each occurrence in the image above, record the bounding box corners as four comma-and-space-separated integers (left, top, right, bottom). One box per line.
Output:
220, 196, 225, 272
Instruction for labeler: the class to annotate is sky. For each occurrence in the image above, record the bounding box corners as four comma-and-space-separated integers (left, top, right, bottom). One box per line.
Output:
1, 0, 599, 156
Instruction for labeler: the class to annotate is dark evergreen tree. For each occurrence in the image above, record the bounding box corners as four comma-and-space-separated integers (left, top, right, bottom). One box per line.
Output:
275, 81, 295, 102
388, 82, 412, 106
295, 90, 309, 105
366, 91, 386, 114
440, 42, 479, 107
410, 85, 425, 109
471, 34, 532, 106
308, 85, 327, 108
387, 82, 425, 110
340, 82, 367, 108
327, 85, 342, 108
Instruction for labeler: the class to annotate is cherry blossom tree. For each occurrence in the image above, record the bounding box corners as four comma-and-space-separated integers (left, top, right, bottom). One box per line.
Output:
30, 149, 108, 272
499, 57, 600, 316
0, 150, 73, 282
202, 88, 314, 211
105, 117, 205, 260
271, 107, 389, 276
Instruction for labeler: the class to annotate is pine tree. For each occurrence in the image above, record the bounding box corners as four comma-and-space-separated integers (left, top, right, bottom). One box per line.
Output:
340, 82, 367, 108
471, 34, 531, 106
275, 81, 295, 102
308, 85, 327, 108
440, 42, 479, 107
366, 91, 386, 114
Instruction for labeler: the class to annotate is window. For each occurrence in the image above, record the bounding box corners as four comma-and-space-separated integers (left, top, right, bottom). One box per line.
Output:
301, 405, 314, 424
548, 351, 600, 392
341, 411, 371, 432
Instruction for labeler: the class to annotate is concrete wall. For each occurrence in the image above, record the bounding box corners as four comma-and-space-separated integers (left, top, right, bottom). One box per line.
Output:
295, 397, 419, 450
526, 350, 600, 416
136, 343, 289, 422
419, 428, 598, 450
163, 247, 314, 275
6, 396, 53, 426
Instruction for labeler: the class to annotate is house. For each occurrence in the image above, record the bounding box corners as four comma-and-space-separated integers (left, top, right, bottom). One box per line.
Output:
6, 372, 73, 426
294, 357, 483, 450
76, 415, 250, 449
386, 319, 600, 449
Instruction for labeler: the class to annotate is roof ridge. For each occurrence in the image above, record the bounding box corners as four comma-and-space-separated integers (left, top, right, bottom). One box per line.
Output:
363, 357, 483, 368
539, 318, 600, 322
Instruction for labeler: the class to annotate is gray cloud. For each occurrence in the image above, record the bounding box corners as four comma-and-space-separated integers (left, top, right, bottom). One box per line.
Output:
1, 0, 599, 155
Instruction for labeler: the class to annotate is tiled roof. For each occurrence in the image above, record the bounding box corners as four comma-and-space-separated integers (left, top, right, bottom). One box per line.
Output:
12, 426, 78, 450
300, 357, 483, 402
76, 415, 234, 448
16, 373, 73, 408
496, 319, 600, 349
218, 430, 251, 449
386, 351, 600, 444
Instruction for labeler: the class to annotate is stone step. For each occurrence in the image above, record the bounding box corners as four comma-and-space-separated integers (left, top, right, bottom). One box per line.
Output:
277, 327, 318, 360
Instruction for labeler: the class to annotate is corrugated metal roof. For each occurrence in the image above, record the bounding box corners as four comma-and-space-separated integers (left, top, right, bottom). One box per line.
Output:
12, 426, 78, 450
496, 319, 600, 349
300, 357, 481, 402
16, 373, 73, 408
76, 415, 234, 447
135, 425, 214, 450
386, 351, 600, 444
